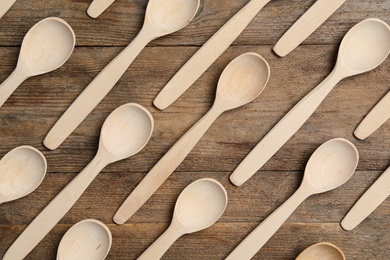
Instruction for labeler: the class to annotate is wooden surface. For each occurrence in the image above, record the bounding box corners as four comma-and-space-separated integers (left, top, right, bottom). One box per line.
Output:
0, 0, 389, 259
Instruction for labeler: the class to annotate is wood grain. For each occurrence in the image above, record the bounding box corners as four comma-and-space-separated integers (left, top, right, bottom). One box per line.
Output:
0, 0, 389, 259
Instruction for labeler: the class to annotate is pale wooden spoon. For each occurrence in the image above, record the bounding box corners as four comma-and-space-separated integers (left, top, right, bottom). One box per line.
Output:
0, 0, 16, 19
87, 0, 115, 18
226, 138, 358, 260
296, 242, 346, 260
230, 18, 390, 186
0, 17, 75, 108
44, 0, 200, 150
137, 178, 227, 259
0, 146, 46, 204
3, 103, 154, 260
113, 53, 270, 225
57, 219, 112, 260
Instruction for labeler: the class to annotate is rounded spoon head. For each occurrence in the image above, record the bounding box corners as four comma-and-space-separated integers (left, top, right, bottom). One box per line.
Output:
304, 138, 359, 193
337, 18, 390, 77
216, 52, 270, 110
19, 17, 75, 76
57, 219, 112, 260
296, 242, 346, 260
145, 0, 200, 36
174, 178, 227, 232
99, 103, 154, 161
0, 146, 47, 203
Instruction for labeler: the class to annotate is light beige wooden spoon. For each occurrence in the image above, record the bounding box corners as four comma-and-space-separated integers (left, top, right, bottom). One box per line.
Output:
0, 17, 75, 108
113, 53, 270, 225
0, 146, 46, 204
153, 0, 272, 110
354, 89, 390, 140
3, 103, 153, 260
87, 0, 115, 18
44, 0, 200, 150
226, 138, 358, 260
0, 0, 16, 19
341, 165, 390, 231
57, 219, 112, 260
230, 18, 390, 186
137, 178, 227, 260
296, 242, 346, 260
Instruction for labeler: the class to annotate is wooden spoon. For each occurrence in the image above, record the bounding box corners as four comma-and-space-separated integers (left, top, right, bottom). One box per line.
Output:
226, 138, 358, 260
57, 219, 112, 260
153, 0, 273, 110
113, 53, 270, 225
0, 0, 16, 19
230, 18, 390, 186
0, 146, 46, 204
87, 0, 115, 18
44, 0, 200, 150
296, 242, 346, 260
3, 103, 154, 260
0, 17, 75, 108
137, 178, 227, 259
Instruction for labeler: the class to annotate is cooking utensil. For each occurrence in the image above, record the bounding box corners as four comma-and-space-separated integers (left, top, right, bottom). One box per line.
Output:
341, 165, 390, 231
230, 18, 390, 186
0, 146, 46, 204
226, 138, 359, 260
57, 219, 112, 260
44, 0, 200, 150
273, 0, 347, 57
138, 178, 227, 259
113, 52, 270, 224
87, 0, 115, 18
3, 103, 153, 260
0, 0, 16, 19
296, 242, 346, 260
153, 0, 272, 110
0, 17, 75, 108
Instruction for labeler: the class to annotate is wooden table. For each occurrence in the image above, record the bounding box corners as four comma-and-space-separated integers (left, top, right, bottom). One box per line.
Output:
0, 0, 389, 259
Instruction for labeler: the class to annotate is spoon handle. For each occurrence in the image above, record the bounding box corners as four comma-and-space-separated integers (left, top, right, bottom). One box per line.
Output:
87, 0, 115, 18
226, 187, 309, 260
341, 166, 390, 231
354, 89, 390, 140
0, 0, 16, 19
113, 104, 223, 224
43, 29, 151, 150
138, 222, 185, 260
153, 0, 272, 110
230, 70, 342, 186
2, 154, 108, 260
0, 68, 28, 108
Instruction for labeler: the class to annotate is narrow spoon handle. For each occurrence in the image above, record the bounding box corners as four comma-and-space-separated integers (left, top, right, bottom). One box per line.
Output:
43, 29, 151, 150
354, 89, 390, 140
0, 68, 28, 108
113, 104, 223, 224
230, 70, 342, 186
0, 0, 16, 19
138, 222, 185, 260
226, 187, 309, 260
87, 0, 115, 18
341, 166, 390, 231
153, 0, 272, 110
3, 154, 109, 260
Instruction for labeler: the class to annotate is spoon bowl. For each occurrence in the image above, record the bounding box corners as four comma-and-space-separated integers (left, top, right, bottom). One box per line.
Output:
217, 53, 270, 109
100, 103, 154, 160
0, 146, 47, 204
19, 17, 76, 75
304, 138, 359, 193
174, 178, 228, 231
296, 242, 346, 260
146, 0, 199, 35
338, 18, 390, 75
57, 219, 112, 260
